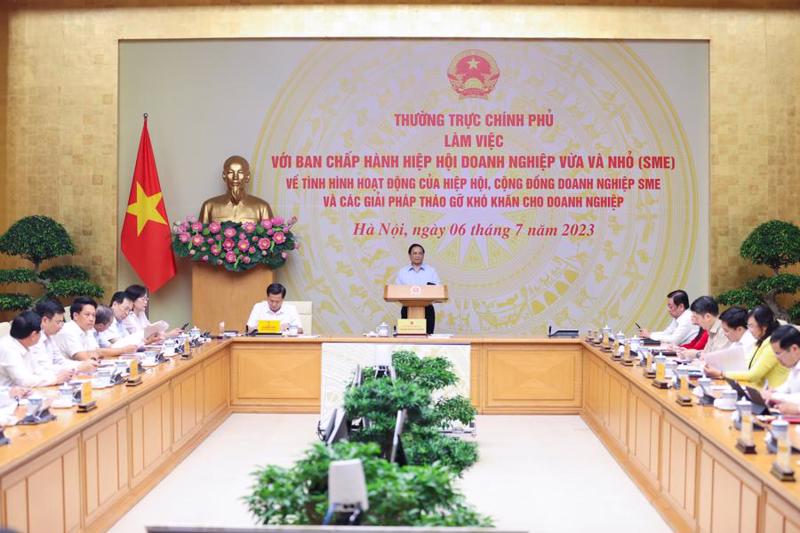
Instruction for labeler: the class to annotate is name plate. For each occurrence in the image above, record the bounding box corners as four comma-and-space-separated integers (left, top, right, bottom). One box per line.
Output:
397, 318, 426, 335
257, 319, 281, 334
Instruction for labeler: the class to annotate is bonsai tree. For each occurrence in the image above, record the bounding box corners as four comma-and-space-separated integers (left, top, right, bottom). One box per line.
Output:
0, 215, 103, 310
718, 220, 800, 322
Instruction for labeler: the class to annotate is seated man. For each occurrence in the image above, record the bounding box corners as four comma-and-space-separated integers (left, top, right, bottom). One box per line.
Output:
677, 296, 731, 359
639, 289, 698, 346
93, 305, 138, 356
56, 296, 101, 360
246, 282, 303, 334
0, 311, 73, 387
30, 299, 96, 374
102, 291, 134, 345
717, 306, 756, 354
762, 325, 800, 413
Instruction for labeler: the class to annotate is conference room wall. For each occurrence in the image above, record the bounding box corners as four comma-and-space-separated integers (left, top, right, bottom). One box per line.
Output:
0, 2, 798, 328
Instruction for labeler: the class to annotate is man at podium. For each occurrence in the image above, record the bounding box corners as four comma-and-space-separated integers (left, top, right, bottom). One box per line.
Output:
396, 243, 440, 334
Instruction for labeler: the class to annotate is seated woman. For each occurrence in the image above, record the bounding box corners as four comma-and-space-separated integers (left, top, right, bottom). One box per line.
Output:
704, 306, 789, 388
122, 284, 181, 338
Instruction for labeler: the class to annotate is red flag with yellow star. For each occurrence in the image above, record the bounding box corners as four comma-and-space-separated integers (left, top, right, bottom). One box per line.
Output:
121, 116, 176, 292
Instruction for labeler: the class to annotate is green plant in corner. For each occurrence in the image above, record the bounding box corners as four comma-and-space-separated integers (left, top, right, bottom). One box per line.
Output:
717, 220, 800, 322
0, 215, 104, 310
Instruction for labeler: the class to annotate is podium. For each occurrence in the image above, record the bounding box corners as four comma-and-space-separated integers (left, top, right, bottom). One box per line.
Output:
383, 284, 448, 319
192, 263, 273, 332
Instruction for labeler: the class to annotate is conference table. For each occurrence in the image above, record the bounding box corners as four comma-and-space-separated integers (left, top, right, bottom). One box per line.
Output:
1, 336, 800, 533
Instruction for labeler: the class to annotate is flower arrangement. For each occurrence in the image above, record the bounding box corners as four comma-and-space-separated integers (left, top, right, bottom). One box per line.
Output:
172, 215, 298, 272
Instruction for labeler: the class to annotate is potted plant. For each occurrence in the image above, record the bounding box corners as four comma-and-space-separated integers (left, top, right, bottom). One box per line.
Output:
0, 215, 103, 312
718, 220, 800, 322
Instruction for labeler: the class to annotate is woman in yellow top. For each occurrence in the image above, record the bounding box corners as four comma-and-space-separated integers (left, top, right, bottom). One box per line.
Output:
704, 306, 789, 388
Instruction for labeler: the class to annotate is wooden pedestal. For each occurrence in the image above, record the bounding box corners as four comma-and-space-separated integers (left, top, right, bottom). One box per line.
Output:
191, 263, 273, 333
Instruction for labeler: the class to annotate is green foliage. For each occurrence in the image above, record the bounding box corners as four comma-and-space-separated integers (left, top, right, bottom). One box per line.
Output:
718, 287, 765, 309
0, 216, 75, 268
392, 349, 458, 391
756, 273, 800, 295
344, 352, 478, 474
246, 442, 492, 527
718, 220, 800, 320
39, 265, 90, 281
405, 426, 479, 474
0, 216, 102, 312
0, 293, 33, 311
45, 279, 104, 299
0, 268, 37, 284
430, 396, 478, 427
344, 377, 431, 448
740, 220, 800, 272
790, 302, 800, 325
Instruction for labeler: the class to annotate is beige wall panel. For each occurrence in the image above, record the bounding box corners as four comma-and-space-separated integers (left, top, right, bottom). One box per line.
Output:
173, 365, 204, 446
766, 488, 800, 533
485, 345, 581, 410
1, 436, 80, 533
699, 442, 762, 533
4, 478, 27, 532
660, 414, 698, 527
130, 382, 175, 458
231, 344, 321, 409
63, 446, 81, 533
82, 409, 129, 524
27, 459, 65, 533
627, 387, 661, 487
605, 370, 628, 448
203, 352, 229, 420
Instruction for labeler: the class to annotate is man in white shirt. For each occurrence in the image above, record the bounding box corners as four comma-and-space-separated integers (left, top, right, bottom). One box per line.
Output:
94, 305, 139, 356
396, 243, 441, 334
719, 306, 757, 354
0, 311, 73, 387
102, 291, 133, 345
246, 283, 303, 333
763, 325, 800, 410
56, 296, 101, 361
640, 289, 699, 346
30, 300, 96, 374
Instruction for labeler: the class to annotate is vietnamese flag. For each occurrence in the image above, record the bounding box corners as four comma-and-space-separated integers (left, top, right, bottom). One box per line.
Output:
121, 115, 176, 292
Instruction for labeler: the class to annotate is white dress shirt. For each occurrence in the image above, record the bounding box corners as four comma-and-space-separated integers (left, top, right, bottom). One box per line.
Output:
732, 330, 757, 354
651, 309, 699, 346
770, 360, 800, 404
0, 386, 19, 426
123, 311, 150, 334
29, 333, 79, 372
55, 320, 98, 359
246, 302, 301, 331
100, 318, 128, 344
396, 264, 441, 285
0, 335, 55, 387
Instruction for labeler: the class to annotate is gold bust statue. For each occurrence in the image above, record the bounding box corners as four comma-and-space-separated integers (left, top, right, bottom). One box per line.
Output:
199, 155, 274, 224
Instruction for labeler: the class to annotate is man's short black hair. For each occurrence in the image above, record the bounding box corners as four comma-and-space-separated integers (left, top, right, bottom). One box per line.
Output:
667, 290, 690, 310
720, 306, 748, 329
772, 324, 800, 350
266, 283, 286, 298
70, 296, 97, 320
408, 243, 425, 255
110, 291, 132, 306
34, 299, 65, 320
125, 284, 148, 301
10, 310, 42, 340
690, 296, 719, 317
